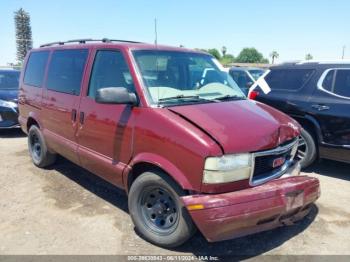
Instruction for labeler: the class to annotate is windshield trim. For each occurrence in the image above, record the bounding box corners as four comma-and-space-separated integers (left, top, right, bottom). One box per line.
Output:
127, 48, 155, 107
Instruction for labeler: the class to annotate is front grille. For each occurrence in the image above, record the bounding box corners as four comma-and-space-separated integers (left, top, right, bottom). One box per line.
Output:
253, 149, 292, 178
250, 139, 297, 186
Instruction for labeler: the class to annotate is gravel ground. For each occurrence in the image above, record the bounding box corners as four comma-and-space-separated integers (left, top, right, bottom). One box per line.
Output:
0, 129, 349, 257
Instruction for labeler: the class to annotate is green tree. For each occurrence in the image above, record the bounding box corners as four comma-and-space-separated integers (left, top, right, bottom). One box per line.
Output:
261, 58, 270, 64
14, 8, 33, 63
207, 48, 221, 60
235, 48, 268, 63
305, 53, 313, 60
220, 54, 235, 66
270, 50, 279, 64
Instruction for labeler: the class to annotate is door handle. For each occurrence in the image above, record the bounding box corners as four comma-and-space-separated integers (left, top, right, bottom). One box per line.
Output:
79, 112, 85, 125
311, 104, 330, 111
71, 109, 77, 122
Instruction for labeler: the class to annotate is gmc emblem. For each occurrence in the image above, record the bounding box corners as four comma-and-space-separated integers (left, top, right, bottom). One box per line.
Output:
272, 157, 286, 168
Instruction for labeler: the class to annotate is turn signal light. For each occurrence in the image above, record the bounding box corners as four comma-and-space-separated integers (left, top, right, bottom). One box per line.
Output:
187, 204, 205, 211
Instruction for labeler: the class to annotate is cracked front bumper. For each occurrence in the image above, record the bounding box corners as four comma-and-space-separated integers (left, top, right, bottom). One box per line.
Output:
181, 163, 320, 242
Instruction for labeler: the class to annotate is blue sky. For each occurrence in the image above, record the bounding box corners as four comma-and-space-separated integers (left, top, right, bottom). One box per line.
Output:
1, 0, 349, 65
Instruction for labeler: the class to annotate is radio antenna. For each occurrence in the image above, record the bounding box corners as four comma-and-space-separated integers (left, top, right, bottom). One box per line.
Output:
154, 18, 160, 106
154, 18, 158, 45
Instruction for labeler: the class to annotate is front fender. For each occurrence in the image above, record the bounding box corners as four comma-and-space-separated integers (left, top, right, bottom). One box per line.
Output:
124, 152, 195, 192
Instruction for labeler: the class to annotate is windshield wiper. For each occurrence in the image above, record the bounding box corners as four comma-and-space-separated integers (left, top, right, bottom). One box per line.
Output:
214, 95, 245, 101
159, 95, 208, 102
158, 95, 200, 101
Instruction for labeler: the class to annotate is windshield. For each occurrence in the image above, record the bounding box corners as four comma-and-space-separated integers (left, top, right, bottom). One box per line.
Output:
248, 69, 265, 80
132, 50, 245, 106
0, 71, 20, 90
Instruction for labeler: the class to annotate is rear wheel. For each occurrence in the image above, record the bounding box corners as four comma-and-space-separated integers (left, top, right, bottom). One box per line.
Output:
128, 171, 196, 248
28, 125, 56, 168
297, 128, 317, 169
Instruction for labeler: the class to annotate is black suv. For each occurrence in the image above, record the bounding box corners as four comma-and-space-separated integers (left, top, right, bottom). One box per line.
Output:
0, 69, 20, 129
251, 61, 350, 168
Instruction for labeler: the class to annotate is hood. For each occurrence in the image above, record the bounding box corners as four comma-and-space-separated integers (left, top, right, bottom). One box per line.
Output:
0, 89, 18, 102
169, 100, 300, 154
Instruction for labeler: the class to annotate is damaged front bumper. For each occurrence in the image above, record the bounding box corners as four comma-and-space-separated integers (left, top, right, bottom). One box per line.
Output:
181, 163, 320, 242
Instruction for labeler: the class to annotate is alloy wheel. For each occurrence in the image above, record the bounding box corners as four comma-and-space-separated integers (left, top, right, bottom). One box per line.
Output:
297, 135, 308, 162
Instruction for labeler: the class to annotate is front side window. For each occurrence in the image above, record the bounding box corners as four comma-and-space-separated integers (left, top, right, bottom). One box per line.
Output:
333, 69, 350, 98
24, 51, 49, 87
265, 69, 314, 91
47, 49, 88, 95
0, 71, 20, 89
88, 50, 134, 98
132, 50, 245, 106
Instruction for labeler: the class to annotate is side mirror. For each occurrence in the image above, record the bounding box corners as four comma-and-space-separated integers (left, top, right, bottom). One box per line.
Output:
95, 87, 137, 105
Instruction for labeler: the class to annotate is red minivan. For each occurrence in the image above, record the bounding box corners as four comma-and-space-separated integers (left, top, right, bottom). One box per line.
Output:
18, 39, 320, 247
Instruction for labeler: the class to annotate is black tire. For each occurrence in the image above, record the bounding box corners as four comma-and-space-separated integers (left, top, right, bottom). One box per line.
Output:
297, 128, 317, 169
128, 170, 196, 248
28, 125, 56, 168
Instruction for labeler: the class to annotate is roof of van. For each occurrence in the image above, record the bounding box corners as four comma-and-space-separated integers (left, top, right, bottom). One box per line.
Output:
33, 39, 207, 54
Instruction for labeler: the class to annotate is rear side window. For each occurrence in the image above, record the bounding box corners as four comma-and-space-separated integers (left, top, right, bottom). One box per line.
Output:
88, 50, 134, 98
322, 70, 335, 91
333, 70, 350, 98
47, 49, 88, 95
24, 51, 49, 87
265, 69, 314, 90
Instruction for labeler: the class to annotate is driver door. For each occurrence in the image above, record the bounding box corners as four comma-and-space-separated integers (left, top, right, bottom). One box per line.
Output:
77, 49, 136, 187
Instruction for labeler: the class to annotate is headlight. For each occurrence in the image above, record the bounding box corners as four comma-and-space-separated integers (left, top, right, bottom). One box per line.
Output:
0, 99, 17, 108
203, 154, 252, 184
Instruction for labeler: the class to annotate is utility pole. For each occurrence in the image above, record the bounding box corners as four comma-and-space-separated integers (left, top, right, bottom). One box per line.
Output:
154, 18, 158, 45
342, 45, 346, 60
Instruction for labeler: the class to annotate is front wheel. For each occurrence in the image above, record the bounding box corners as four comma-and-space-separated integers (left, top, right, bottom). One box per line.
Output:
297, 128, 317, 169
128, 171, 196, 248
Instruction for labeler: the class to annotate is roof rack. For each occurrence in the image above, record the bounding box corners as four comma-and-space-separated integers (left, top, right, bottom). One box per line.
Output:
279, 61, 301, 65
297, 60, 350, 65
40, 38, 144, 48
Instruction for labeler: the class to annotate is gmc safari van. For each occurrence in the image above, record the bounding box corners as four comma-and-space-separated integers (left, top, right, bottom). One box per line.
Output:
18, 39, 320, 247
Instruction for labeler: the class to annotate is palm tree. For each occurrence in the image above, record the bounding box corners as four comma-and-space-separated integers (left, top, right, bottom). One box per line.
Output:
305, 53, 313, 60
221, 46, 227, 57
270, 51, 279, 64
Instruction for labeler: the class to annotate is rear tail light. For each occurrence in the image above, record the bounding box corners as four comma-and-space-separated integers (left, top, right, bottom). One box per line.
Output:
248, 90, 259, 100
